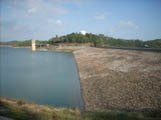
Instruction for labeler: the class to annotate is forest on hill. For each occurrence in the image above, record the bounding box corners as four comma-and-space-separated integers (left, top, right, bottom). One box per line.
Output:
2, 33, 161, 48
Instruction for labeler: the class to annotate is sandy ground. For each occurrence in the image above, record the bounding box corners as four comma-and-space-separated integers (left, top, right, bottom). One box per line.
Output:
74, 47, 161, 111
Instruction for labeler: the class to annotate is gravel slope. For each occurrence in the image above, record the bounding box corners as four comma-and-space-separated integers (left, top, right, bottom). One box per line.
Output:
74, 47, 161, 111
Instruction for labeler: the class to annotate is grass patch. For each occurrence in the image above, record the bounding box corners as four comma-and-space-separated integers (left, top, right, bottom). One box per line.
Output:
0, 97, 160, 120
17, 100, 26, 106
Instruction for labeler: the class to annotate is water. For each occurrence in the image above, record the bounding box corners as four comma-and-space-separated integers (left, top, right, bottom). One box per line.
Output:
0, 47, 84, 108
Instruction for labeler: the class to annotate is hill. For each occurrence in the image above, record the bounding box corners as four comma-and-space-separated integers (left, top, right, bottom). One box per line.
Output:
48, 33, 161, 48
1, 33, 161, 49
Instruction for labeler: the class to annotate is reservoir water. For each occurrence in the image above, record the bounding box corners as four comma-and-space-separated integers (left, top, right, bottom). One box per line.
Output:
0, 47, 84, 109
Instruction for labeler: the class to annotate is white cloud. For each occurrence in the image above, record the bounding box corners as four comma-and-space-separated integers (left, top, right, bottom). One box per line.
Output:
119, 21, 139, 29
28, 7, 37, 13
48, 19, 63, 26
53, 0, 91, 5
47, 19, 55, 23
54, 7, 69, 15
55, 20, 63, 26
94, 14, 107, 20
25, 0, 69, 16
109, 21, 139, 34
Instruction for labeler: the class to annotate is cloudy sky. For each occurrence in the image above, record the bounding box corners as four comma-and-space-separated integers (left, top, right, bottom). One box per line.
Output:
1, 0, 161, 41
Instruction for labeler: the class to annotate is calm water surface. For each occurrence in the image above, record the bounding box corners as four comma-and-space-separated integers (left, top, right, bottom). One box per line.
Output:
0, 47, 83, 108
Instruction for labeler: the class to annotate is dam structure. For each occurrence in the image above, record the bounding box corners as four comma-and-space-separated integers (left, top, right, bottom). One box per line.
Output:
31, 39, 36, 51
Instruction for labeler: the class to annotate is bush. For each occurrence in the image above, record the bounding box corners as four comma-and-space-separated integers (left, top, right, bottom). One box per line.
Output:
17, 100, 26, 105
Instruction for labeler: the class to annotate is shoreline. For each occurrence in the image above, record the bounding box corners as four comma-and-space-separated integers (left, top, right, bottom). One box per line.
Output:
0, 45, 30, 48
0, 45, 80, 52
72, 53, 86, 111
0, 45, 12, 47
2, 45, 161, 53
12, 46, 31, 48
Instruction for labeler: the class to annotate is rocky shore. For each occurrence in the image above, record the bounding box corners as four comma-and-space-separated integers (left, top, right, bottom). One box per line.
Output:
73, 47, 161, 112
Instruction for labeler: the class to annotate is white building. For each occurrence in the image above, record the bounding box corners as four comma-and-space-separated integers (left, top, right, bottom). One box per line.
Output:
80, 30, 87, 35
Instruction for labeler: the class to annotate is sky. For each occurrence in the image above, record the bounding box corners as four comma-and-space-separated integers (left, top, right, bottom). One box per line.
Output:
0, 0, 161, 41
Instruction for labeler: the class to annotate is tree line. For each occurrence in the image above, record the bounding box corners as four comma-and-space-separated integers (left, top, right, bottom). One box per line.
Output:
48, 33, 161, 48
2, 33, 161, 48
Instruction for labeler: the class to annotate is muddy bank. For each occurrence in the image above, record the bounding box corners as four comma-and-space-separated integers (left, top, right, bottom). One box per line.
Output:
73, 47, 161, 111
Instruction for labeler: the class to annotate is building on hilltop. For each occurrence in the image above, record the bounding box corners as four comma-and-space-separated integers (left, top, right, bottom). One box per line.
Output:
80, 30, 87, 35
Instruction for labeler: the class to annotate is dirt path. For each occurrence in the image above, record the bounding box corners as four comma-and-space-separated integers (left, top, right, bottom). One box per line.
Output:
74, 47, 161, 111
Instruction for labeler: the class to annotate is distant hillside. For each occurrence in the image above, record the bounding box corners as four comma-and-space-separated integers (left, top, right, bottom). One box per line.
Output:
49, 33, 161, 48
1, 40, 31, 46
144, 39, 161, 48
2, 40, 48, 47
1, 33, 161, 48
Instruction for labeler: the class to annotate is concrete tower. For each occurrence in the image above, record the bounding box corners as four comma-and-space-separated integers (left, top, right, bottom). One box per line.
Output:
31, 39, 36, 51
